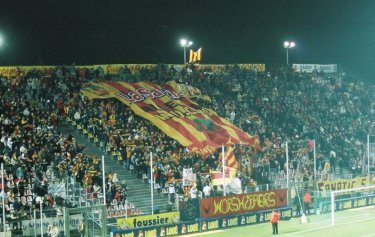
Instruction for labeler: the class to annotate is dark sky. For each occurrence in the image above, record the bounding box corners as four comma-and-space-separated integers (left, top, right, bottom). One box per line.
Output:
0, 0, 375, 78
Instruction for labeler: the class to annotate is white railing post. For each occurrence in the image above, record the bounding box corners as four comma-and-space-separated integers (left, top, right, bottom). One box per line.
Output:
150, 152, 154, 215
222, 146, 226, 196
1, 163, 5, 234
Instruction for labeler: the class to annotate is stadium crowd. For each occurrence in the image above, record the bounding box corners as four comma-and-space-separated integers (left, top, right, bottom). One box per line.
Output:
0, 63, 375, 227
50, 63, 375, 202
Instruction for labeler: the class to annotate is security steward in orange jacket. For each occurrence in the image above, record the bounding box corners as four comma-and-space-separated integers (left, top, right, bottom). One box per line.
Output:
303, 192, 312, 214
270, 209, 280, 235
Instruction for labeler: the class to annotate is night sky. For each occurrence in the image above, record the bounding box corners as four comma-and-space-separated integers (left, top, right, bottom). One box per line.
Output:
0, 0, 375, 78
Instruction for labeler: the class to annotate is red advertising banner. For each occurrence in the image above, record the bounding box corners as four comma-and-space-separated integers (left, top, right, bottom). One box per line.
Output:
199, 189, 288, 218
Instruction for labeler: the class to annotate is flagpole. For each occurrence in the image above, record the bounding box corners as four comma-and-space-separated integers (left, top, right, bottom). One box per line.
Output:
102, 155, 106, 206
40, 197, 43, 237
150, 152, 154, 215
313, 140, 316, 181
286, 141, 289, 206
184, 47, 186, 64
222, 146, 226, 196
1, 163, 5, 233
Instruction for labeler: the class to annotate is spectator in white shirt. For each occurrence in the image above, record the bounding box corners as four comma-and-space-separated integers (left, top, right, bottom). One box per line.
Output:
203, 182, 212, 198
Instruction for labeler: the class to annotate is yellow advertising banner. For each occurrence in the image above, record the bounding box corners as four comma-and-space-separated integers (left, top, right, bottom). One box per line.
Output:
197, 64, 265, 72
117, 211, 180, 229
0, 64, 265, 78
316, 176, 370, 195
0, 66, 56, 77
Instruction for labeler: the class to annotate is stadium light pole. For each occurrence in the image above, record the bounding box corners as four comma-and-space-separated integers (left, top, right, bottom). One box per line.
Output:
0, 34, 4, 48
180, 38, 193, 64
284, 41, 295, 66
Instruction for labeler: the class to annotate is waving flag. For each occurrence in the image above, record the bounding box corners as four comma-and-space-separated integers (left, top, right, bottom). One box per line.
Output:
210, 167, 237, 186
189, 48, 202, 63
81, 80, 257, 157
221, 145, 239, 169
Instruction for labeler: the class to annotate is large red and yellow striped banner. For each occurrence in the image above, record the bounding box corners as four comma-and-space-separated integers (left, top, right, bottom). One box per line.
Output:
81, 81, 257, 157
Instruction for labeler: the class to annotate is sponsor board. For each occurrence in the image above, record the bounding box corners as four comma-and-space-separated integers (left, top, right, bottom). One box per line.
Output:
197, 64, 265, 72
111, 208, 292, 237
292, 64, 337, 73
316, 176, 370, 196
320, 195, 375, 213
0, 64, 265, 78
111, 221, 199, 237
20, 214, 82, 236
117, 212, 179, 229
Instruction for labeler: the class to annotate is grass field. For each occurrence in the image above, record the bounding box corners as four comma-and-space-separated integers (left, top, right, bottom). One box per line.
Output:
188, 207, 375, 237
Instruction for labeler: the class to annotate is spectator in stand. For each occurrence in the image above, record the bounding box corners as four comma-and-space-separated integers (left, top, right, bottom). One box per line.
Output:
329, 150, 337, 174
0, 67, 110, 228
202, 182, 212, 198
293, 194, 301, 217
189, 183, 198, 199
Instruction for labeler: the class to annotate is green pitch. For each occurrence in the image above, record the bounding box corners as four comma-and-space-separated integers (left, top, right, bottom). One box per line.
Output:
189, 207, 375, 237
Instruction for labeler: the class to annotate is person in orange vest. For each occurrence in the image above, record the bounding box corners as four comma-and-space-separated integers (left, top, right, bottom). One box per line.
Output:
303, 191, 312, 214
270, 209, 280, 235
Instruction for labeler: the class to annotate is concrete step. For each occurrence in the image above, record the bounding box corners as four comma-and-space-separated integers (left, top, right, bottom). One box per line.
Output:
60, 120, 171, 213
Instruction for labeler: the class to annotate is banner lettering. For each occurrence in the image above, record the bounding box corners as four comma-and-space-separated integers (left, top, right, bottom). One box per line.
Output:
292, 64, 337, 73
117, 212, 179, 229
316, 176, 370, 195
199, 189, 287, 218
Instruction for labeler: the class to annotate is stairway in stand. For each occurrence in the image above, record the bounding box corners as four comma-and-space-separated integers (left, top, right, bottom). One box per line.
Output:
104, 160, 171, 213
60, 119, 171, 215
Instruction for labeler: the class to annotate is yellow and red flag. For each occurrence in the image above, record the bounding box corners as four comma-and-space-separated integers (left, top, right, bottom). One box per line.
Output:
189, 48, 202, 63
221, 145, 239, 169
210, 167, 237, 186
81, 80, 257, 157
